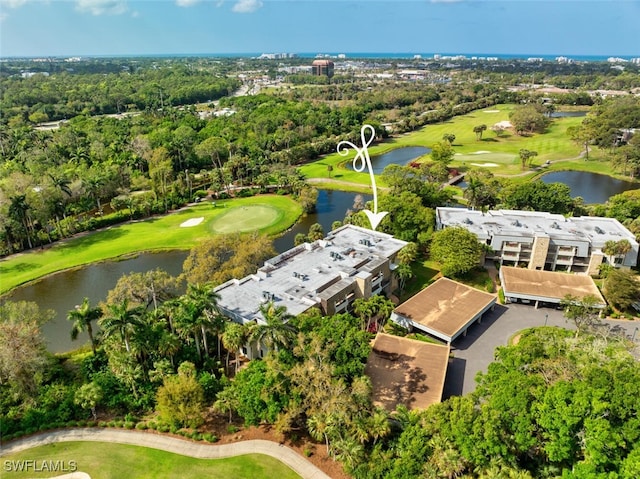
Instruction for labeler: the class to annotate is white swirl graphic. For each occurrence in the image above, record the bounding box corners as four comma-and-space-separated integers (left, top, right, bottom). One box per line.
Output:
337, 125, 388, 230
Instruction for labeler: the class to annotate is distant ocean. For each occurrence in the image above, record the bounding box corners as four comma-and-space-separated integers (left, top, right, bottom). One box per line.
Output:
134, 52, 639, 62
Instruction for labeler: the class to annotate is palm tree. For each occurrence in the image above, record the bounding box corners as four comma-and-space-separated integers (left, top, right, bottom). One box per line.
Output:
67, 297, 102, 354
251, 301, 296, 352
221, 322, 247, 374
368, 409, 391, 444
183, 283, 221, 357
99, 299, 144, 354
8, 194, 33, 249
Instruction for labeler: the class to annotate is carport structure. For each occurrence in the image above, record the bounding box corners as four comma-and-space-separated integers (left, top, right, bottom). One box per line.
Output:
499, 266, 606, 308
365, 333, 450, 411
391, 277, 497, 343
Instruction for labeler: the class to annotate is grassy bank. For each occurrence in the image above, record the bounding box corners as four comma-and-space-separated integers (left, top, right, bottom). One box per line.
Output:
0, 442, 301, 479
0, 195, 302, 295
300, 104, 588, 181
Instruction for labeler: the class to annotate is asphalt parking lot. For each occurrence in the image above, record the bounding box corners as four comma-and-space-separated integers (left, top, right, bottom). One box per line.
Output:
442, 303, 640, 398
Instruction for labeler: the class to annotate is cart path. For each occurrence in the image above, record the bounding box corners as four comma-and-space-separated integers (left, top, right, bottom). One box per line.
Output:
0, 428, 331, 479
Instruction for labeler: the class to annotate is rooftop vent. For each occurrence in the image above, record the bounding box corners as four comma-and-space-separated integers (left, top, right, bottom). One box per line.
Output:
463, 217, 473, 225
595, 226, 605, 234
551, 222, 561, 229
511, 220, 522, 227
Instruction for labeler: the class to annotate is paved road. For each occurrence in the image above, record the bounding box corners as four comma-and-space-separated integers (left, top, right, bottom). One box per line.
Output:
443, 303, 640, 397
0, 429, 331, 479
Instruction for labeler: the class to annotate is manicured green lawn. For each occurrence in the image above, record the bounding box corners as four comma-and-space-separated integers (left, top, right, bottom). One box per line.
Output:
299, 104, 589, 182
210, 204, 283, 233
0, 195, 302, 294
0, 442, 301, 479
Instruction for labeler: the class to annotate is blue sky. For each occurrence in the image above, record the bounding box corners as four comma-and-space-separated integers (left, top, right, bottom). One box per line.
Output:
1, 0, 639, 57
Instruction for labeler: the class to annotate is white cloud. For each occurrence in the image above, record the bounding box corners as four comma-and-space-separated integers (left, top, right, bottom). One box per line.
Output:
176, 0, 200, 6
232, 0, 262, 13
2, 0, 28, 8
0, 12, 7, 21
75, 0, 128, 15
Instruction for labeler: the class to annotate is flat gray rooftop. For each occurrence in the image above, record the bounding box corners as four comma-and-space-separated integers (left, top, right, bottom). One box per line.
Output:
214, 224, 407, 324
436, 208, 638, 248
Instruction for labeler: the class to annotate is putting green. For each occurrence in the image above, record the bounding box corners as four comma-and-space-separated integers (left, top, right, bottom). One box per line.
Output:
210, 204, 282, 233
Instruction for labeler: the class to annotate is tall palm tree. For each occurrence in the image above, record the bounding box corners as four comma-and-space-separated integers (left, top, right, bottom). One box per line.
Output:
183, 283, 221, 358
99, 299, 144, 354
67, 297, 102, 354
251, 301, 296, 352
221, 322, 247, 374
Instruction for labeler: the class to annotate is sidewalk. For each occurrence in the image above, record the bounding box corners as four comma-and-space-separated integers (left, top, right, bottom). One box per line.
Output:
1, 428, 331, 479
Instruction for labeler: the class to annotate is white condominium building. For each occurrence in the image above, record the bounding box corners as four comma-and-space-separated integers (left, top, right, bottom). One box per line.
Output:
436, 208, 639, 275
214, 224, 407, 331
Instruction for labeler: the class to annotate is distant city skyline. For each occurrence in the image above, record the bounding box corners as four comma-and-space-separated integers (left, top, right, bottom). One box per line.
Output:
1, 1, 639, 58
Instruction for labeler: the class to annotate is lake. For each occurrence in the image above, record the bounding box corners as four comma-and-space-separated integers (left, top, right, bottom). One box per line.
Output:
347, 146, 430, 174
7, 190, 369, 353
541, 171, 640, 204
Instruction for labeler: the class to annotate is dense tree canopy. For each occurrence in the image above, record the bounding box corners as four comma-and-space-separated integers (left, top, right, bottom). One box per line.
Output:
500, 181, 575, 214
182, 232, 276, 285
430, 226, 484, 277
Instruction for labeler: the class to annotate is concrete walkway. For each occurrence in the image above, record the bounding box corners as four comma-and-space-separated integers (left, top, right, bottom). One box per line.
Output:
0, 429, 331, 479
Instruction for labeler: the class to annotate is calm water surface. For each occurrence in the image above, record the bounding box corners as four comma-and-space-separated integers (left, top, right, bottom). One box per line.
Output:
541, 171, 640, 204
347, 146, 430, 174
7, 190, 367, 352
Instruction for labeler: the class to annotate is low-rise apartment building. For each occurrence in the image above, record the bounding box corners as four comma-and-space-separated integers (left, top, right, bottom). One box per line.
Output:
213, 224, 407, 357
436, 208, 639, 274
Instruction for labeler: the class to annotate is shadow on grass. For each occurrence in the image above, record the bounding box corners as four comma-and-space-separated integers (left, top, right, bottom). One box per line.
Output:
56, 227, 129, 253
0, 261, 40, 275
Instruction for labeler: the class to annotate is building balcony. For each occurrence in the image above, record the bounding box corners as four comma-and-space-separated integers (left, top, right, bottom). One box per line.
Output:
503, 243, 521, 252
502, 251, 519, 259
556, 256, 573, 265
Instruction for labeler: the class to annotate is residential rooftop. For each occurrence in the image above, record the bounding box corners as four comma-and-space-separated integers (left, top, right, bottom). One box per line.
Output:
499, 266, 607, 305
436, 208, 638, 250
214, 224, 407, 324
392, 278, 496, 343
365, 333, 450, 411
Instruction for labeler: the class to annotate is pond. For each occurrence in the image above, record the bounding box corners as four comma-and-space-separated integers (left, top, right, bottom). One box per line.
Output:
541, 171, 640, 204
347, 146, 430, 174
7, 190, 369, 353
550, 111, 588, 118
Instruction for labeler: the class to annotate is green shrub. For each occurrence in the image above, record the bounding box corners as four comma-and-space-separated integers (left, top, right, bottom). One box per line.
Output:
98, 421, 108, 427
203, 433, 218, 443
303, 448, 313, 457
124, 422, 135, 430
227, 425, 238, 434
136, 422, 148, 430
157, 423, 170, 433
498, 288, 505, 304
147, 421, 157, 430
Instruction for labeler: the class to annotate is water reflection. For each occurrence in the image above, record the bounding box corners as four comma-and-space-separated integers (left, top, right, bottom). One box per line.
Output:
7, 190, 368, 353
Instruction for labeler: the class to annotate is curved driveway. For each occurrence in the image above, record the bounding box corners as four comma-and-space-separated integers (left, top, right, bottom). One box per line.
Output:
0, 428, 331, 479
444, 302, 640, 397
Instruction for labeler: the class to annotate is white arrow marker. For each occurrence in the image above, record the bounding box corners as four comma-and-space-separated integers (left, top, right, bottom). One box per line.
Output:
337, 124, 388, 231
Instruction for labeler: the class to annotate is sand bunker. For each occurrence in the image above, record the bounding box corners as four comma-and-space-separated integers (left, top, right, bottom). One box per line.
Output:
494, 120, 513, 128
50, 473, 91, 479
180, 217, 204, 227
471, 162, 499, 167
483, 110, 500, 113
